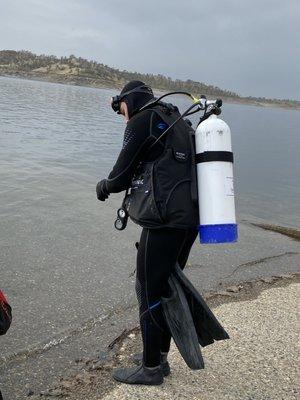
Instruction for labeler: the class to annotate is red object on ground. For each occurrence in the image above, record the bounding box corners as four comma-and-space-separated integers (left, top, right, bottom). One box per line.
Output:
0, 289, 12, 335
0, 290, 9, 304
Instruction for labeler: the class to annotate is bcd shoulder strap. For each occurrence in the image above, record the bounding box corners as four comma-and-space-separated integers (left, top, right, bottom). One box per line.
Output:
147, 106, 199, 203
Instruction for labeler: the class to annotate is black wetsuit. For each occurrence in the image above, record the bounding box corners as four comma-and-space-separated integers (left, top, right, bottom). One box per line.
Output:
106, 109, 167, 193
105, 108, 197, 367
136, 228, 197, 367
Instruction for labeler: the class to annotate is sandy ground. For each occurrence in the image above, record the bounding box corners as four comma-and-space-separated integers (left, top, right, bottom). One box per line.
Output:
100, 281, 299, 400
20, 272, 299, 400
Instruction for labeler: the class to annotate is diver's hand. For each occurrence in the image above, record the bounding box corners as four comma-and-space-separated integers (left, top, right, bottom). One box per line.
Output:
96, 179, 110, 201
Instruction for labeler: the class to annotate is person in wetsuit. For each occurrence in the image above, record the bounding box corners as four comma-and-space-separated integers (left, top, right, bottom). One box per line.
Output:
96, 80, 198, 385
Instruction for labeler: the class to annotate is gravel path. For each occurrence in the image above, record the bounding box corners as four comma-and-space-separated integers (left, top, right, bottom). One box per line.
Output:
102, 282, 299, 400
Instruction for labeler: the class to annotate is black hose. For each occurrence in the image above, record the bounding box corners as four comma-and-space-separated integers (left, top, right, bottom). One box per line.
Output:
140, 91, 196, 112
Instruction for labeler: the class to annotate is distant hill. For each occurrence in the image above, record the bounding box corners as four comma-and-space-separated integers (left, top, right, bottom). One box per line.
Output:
0, 50, 299, 110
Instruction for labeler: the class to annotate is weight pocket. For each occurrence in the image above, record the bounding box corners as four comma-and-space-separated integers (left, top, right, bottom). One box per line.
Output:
127, 163, 164, 225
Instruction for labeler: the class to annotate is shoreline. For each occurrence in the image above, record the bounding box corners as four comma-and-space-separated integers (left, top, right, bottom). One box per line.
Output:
1, 215, 300, 398
1, 73, 300, 112
248, 222, 300, 241
7, 273, 300, 399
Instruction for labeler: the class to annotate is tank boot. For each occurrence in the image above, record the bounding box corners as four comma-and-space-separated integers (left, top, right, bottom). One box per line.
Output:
132, 352, 171, 377
113, 364, 163, 385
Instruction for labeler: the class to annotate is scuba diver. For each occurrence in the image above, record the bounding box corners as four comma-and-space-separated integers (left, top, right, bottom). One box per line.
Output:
96, 80, 200, 385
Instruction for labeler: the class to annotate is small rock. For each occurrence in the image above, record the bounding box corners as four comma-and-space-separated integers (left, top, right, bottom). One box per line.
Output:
271, 275, 280, 281
216, 290, 233, 297
98, 351, 110, 360
26, 389, 34, 397
261, 277, 274, 284
88, 360, 106, 371
226, 285, 240, 293
40, 388, 64, 397
278, 273, 294, 279
128, 333, 136, 339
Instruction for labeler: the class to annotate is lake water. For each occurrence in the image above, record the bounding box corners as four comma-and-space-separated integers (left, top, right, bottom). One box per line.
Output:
0, 76, 299, 229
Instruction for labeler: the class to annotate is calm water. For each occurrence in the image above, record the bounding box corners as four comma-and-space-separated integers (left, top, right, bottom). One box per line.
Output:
0, 76, 299, 228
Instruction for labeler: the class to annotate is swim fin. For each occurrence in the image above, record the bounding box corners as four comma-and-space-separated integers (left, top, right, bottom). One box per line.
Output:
174, 263, 230, 347
161, 273, 204, 370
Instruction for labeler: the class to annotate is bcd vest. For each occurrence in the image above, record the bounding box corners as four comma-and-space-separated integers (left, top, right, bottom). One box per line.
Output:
124, 105, 199, 229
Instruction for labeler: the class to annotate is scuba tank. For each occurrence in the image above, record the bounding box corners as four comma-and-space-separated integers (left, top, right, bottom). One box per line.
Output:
195, 110, 238, 243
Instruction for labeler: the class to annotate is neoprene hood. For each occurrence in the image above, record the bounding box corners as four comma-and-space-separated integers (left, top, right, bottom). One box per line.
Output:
120, 80, 154, 118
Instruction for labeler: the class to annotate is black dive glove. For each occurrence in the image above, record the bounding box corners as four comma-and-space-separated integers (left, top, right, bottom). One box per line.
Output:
96, 179, 110, 201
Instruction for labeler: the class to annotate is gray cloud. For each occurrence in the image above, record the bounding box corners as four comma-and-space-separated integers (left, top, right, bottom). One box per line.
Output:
0, 0, 299, 99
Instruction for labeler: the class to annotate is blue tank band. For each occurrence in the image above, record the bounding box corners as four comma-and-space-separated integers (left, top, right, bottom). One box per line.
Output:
198, 224, 238, 244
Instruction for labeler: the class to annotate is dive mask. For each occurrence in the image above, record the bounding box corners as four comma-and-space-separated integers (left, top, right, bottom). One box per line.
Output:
111, 84, 153, 114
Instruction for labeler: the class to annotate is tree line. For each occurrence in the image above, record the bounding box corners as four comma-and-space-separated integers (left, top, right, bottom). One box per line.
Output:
0, 50, 299, 107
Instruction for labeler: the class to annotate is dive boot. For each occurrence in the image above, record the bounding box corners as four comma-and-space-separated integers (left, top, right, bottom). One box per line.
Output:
132, 353, 171, 376
113, 364, 163, 385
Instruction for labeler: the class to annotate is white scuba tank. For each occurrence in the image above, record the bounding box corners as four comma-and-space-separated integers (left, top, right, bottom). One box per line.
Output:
195, 114, 238, 243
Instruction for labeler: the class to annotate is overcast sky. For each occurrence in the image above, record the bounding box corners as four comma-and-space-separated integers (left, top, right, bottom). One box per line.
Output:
1, 0, 299, 100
